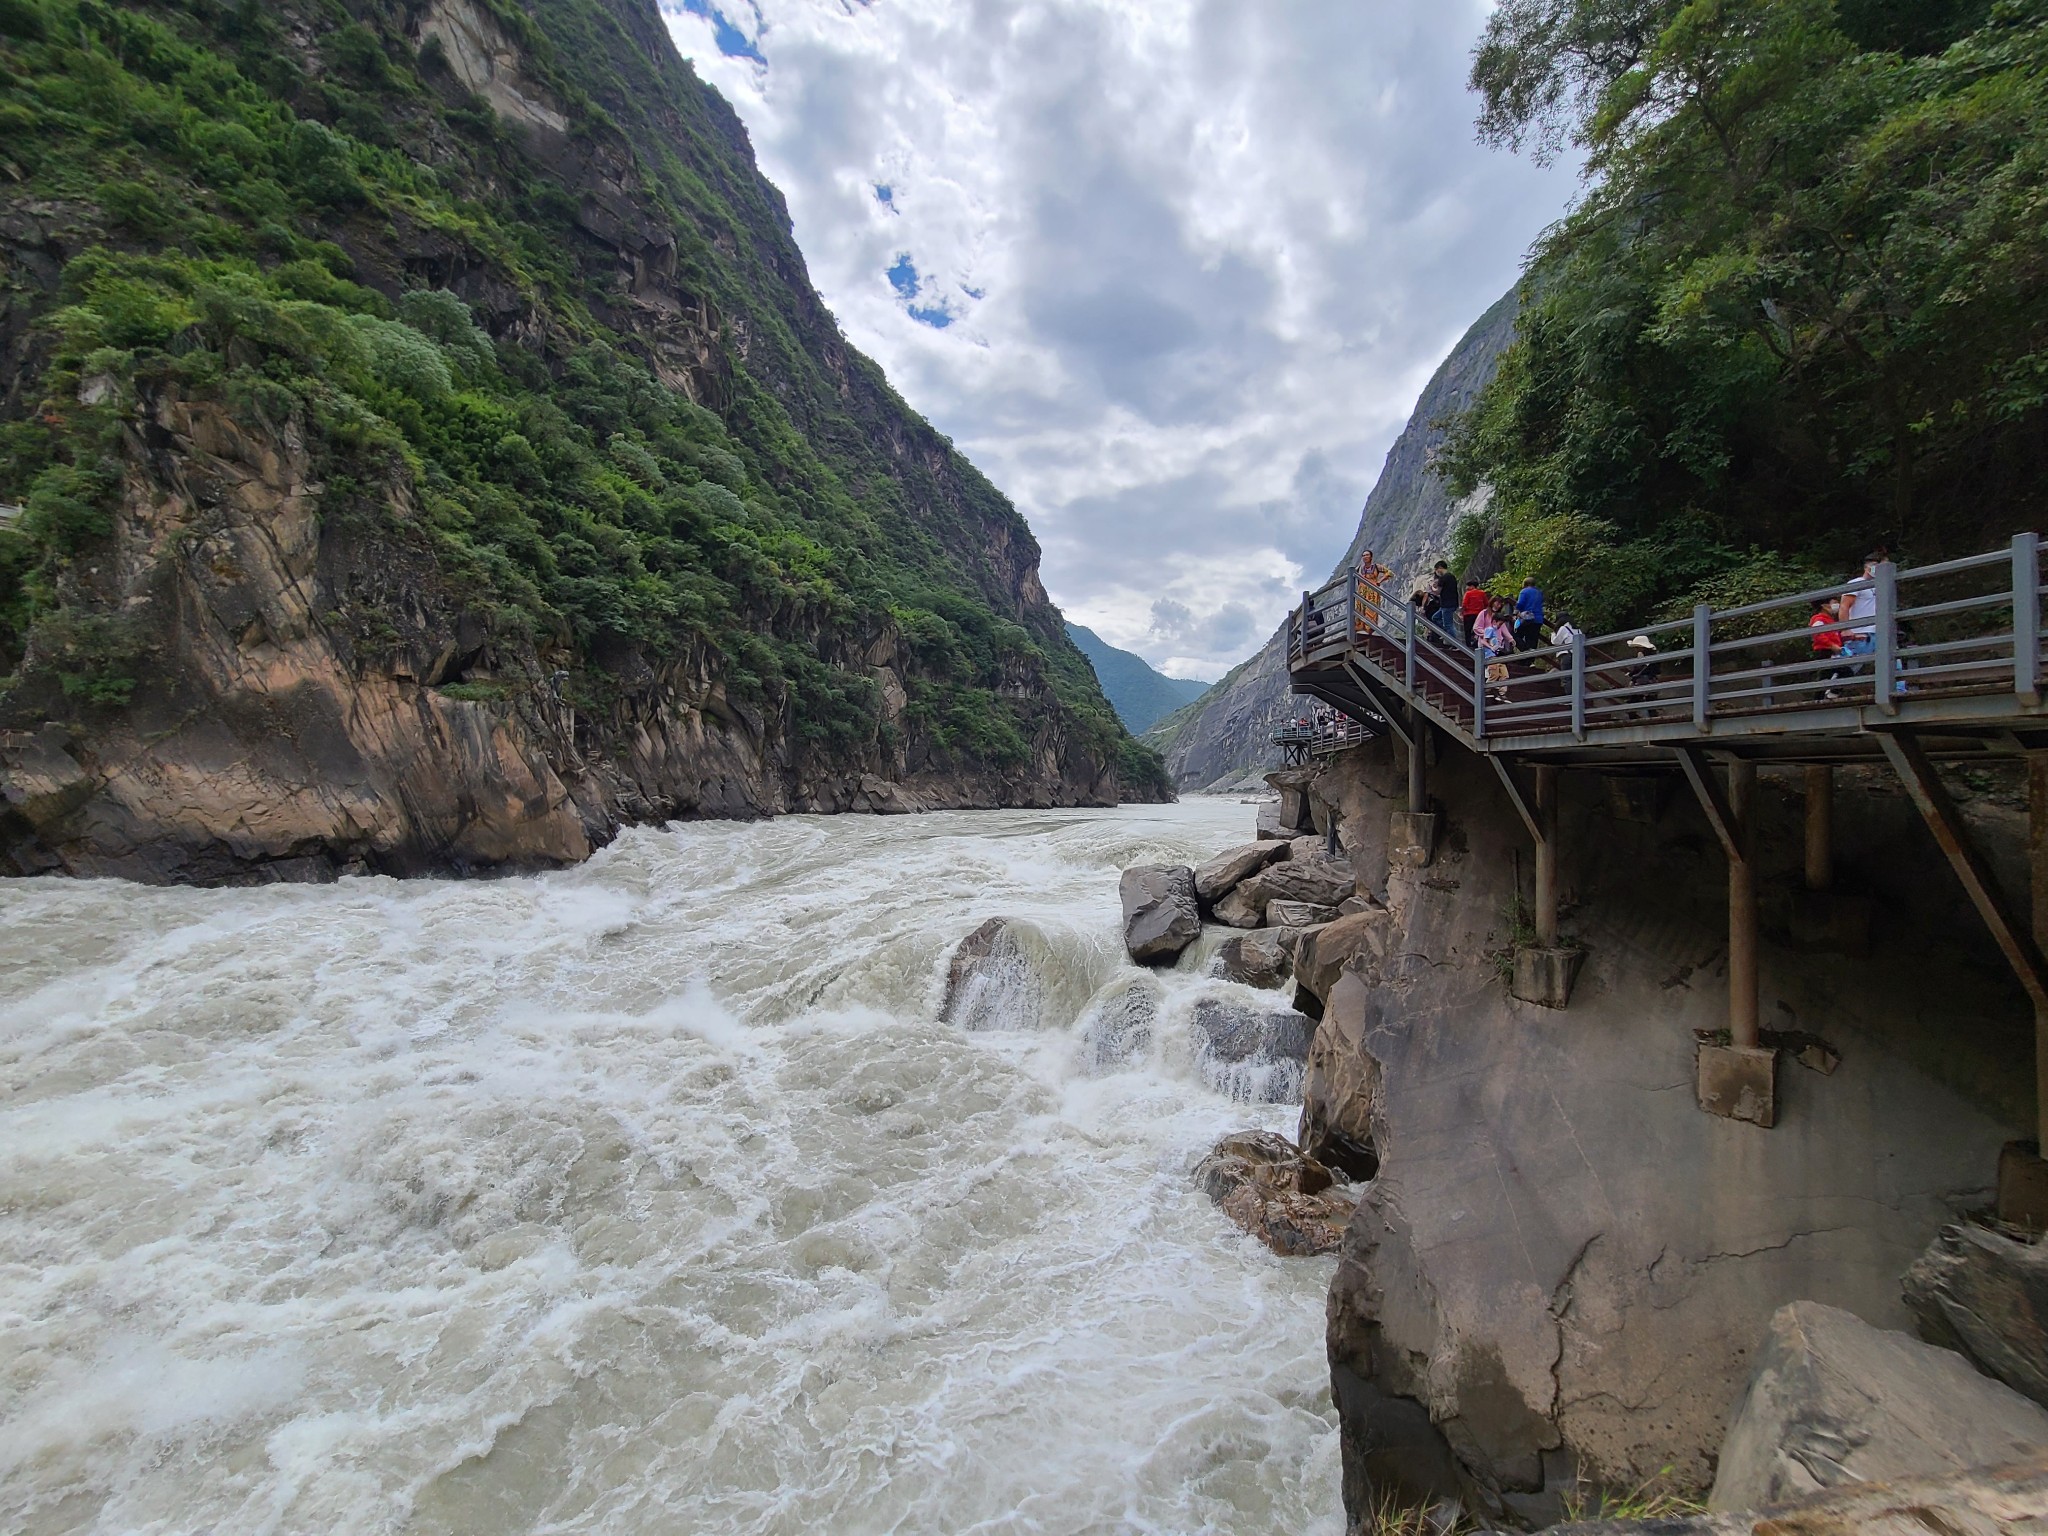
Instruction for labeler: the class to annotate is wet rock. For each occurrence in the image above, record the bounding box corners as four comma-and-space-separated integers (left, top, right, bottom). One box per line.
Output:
1242, 857, 1355, 913
1298, 969, 1382, 1181
1190, 996, 1317, 1065
1904, 1223, 2048, 1409
1212, 884, 1267, 929
1554, 1452, 2048, 1536
1256, 804, 1287, 840
1195, 1129, 1358, 1257
1120, 864, 1200, 964
1076, 975, 1162, 1072
940, 917, 1042, 1030
1214, 930, 1292, 989
1711, 1300, 2048, 1511
1265, 899, 1338, 928
1294, 905, 1392, 1006
1194, 840, 1289, 903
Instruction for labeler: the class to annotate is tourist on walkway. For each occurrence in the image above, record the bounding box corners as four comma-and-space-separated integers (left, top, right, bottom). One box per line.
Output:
1460, 580, 1488, 645
1624, 634, 1662, 717
1840, 554, 1881, 659
1810, 596, 1845, 699
1430, 561, 1459, 636
1355, 549, 1392, 636
1514, 576, 1545, 651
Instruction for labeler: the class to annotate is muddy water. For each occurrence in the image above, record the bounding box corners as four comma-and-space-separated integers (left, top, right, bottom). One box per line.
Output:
0, 800, 1343, 1535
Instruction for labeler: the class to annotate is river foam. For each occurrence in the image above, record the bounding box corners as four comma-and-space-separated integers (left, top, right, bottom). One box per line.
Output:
0, 800, 1343, 1535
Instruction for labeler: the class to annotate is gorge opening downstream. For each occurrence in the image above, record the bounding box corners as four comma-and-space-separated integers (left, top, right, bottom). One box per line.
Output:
0, 800, 1346, 1535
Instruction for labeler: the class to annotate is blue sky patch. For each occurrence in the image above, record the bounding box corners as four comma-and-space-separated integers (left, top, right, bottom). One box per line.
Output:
678, 0, 763, 63
874, 183, 895, 210
907, 304, 954, 330
886, 253, 920, 298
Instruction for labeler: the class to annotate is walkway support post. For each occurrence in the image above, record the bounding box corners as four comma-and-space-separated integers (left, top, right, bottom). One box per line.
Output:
1408, 727, 1427, 816
2019, 532, 2041, 704
2033, 751, 2048, 1156
1679, 747, 1776, 1125
1729, 758, 1760, 1050
1533, 765, 1560, 948
1804, 765, 1833, 892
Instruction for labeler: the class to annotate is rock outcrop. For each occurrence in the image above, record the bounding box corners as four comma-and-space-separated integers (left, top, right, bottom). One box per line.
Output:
1711, 1301, 2048, 1510
1552, 1451, 2048, 1536
1195, 1130, 1359, 1257
1214, 930, 1293, 989
1904, 1223, 2048, 1408
1194, 840, 1289, 904
1120, 865, 1201, 964
1304, 735, 2031, 1523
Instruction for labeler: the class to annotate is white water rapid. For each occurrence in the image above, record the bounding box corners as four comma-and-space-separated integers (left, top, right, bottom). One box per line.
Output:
0, 800, 1345, 1536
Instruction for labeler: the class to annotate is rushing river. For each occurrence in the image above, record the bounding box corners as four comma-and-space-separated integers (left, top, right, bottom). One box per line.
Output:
0, 799, 1344, 1536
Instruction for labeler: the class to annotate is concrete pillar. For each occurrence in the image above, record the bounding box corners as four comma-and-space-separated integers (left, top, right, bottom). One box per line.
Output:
1804, 764, 1833, 892
1533, 764, 1560, 948
1408, 726, 1428, 816
1729, 758, 1760, 1049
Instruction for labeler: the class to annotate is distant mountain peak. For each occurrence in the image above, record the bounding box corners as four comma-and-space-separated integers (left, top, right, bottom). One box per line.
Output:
1065, 624, 1209, 735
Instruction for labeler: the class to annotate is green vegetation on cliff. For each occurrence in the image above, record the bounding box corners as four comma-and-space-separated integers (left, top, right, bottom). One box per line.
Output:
0, 0, 1168, 798
1446, 0, 2048, 632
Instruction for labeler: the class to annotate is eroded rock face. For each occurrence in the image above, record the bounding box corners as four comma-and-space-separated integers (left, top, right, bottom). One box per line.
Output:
1243, 857, 1356, 913
1294, 907, 1392, 1007
1711, 1300, 2048, 1511
1195, 1129, 1358, 1257
1119, 864, 1200, 964
1307, 737, 2028, 1524
1905, 1223, 2048, 1408
1075, 975, 1161, 1073
1194, 840, 1288, 904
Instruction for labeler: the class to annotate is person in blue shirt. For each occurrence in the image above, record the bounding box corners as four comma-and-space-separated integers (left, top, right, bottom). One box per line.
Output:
1513, 576, 1545, 651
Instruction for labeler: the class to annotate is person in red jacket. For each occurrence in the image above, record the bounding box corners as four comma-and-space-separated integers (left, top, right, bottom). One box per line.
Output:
1811, 595, 1845, 699
1460, 581, 1489, 646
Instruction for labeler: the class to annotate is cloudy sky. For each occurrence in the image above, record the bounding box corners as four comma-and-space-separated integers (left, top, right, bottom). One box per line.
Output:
660, 0, 1577, 680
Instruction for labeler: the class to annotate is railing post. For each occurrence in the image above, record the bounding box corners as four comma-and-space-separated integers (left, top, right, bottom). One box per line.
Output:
1875, 559, 1898, 715
1473, 646, 1487, 740
1571, 632, 1586, 741
1301, 589, 1312, 654
1693, 604, 1712, 731
1405, 612, 1417, 693
2016, 533, 2040, 703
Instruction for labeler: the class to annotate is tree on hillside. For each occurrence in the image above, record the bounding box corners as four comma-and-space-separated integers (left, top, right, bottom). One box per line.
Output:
1449, 0, 2047, 632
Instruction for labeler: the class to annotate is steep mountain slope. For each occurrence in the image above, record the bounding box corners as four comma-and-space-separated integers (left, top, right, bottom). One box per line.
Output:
1151, 290, 1519, 790
0, 0, 1168, 881
1064, 622, 1207, 734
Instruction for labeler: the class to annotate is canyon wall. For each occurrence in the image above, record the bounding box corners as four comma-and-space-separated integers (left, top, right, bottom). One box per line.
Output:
1150, 291, 1519, 791
1292, 737, 2030, 1524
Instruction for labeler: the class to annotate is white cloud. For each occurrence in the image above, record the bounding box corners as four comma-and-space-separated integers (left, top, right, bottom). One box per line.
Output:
660, 0, 1575, 681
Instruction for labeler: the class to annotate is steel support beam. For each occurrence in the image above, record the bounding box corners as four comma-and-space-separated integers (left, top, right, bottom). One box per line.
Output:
1408, 720, 1428, 816
1879, 731, 2048, 1017
1674, 747, 1745, 865
1533, 765, 1561, 948
2033, 752, 2048, 1153
1342, 659, 1413, 753
1489, 756, 1547, 848
1804, 764, 1834, 892
1728, 759, 1760, 1049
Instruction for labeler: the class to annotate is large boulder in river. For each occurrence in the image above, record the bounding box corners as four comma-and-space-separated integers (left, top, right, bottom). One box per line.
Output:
1188, 995, 1317, 1101
1211, 884, 1266, 929
1241, 856, 1355, 913
1195, 1129, 1359, 1257
1194, 840, 1289, 903
1711, 1300, 2048, 1510
1904, 1223, 2048, 1408
1075, 975, 1162, 1073
1214, 930, 1292, 989
1119, 865, 1200, 964
941, 918, 1040, 1030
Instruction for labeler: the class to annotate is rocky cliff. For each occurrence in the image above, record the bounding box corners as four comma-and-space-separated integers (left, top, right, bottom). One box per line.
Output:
0, 0, 1167, 883
1284, 739, 2030, 1524
1150, 290, 1519, 790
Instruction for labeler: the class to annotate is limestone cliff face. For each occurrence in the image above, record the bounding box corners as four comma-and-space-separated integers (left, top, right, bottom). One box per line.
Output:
0, 0, 1157, 882
1291, 739, 2030, 1523
1150, 291, 1519, 790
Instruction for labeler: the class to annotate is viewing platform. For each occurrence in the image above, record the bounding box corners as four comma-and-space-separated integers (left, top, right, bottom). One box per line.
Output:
1285, 534, 2048, 1219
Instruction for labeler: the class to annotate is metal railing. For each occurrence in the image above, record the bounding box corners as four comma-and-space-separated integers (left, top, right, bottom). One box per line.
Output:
1287, 533, 2048, 748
